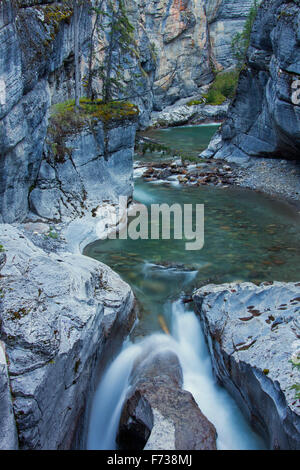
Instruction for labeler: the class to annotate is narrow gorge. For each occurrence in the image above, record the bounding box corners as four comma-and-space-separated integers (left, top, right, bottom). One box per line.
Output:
0, 0, 299, 453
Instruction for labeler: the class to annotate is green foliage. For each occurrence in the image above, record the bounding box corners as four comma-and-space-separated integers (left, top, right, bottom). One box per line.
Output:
0, 245, 4, 253
43, 2, 73, 31
48, 98, 138, 161
150, 43, 158, 63
51, 98, 139, 121
48, 227, 59, 240
231, 0, 259, 69
91, 0, 136, 103
204, 70, 240, 105
187, 98, 206, 107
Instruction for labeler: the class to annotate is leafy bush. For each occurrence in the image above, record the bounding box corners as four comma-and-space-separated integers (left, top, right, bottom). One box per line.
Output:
204, 70, 239, 105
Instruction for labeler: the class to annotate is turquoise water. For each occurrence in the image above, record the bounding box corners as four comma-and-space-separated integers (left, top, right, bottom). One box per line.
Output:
85, 125, 300, 450
85, 176, 300, 336
141, 124, 219, 158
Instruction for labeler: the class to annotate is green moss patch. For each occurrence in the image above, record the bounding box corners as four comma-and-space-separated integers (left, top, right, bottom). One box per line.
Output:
187, 98, 206, 107
48, 98, 139, 162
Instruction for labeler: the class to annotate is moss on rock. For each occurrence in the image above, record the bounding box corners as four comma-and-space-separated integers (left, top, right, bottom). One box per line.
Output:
47, 98, 139, 162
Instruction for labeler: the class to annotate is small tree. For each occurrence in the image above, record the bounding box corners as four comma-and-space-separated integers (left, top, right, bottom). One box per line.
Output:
85, 0, 105, 100
231, 0, 259, 70
97, 0, 135, 104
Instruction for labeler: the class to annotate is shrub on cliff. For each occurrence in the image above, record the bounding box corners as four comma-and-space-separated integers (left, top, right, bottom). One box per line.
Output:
204, 70, 239, 106
231, 0, 259, 70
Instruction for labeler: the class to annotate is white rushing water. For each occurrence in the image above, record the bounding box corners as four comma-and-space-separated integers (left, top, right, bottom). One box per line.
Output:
87, 342, 142, 450
87, 302, 266, 450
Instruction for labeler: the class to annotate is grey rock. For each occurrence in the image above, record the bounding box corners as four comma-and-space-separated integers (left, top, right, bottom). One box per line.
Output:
29, 118, 136, 222
194, 281, 300, 450
206, 0, 300, 163
151, 101, 228, 128
0, 342, 18, 450
117, 344, 217, 450
206, 0, 259, 69
0, 1, 92, 223
0, 224, 136, 449
200, 130, 223, 158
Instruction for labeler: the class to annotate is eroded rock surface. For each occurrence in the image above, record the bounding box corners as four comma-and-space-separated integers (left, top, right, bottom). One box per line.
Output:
117, 345, 217, 450
151, 100, 228, 127
194, 281, 300, 450
30, 117, 137, 222
0, 224, 136, 449
206, 0, 300, 164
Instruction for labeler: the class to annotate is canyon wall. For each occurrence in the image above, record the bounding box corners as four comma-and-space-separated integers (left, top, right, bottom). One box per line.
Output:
126, 0, 255, 114
30, 115, 137, 223
0, 0, 254, 224
207, 0, 300, 163
0, 1, 92, 223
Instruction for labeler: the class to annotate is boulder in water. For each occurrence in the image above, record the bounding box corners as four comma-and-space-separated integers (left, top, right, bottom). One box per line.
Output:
117, 346, 217, 450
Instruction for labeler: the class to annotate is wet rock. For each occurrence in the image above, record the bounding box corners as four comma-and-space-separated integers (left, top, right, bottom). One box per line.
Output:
194, 281, 300, 450
0, 224, 136, 449
117, 347, 217, 450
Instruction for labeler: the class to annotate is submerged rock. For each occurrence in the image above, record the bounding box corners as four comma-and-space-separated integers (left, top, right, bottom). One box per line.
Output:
193, 281, 300, 450
117, 346, 217, 450
0, 225, 136, 449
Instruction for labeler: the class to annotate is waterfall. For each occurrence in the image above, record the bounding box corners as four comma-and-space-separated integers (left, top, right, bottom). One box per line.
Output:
87, 342, 142, 450
171, 301, 266, 450
87, 302, 266, 450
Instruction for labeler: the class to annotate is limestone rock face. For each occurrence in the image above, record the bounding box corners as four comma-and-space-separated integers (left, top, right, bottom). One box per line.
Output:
207, 0, 300, 163
0, 1, 92, 223
206, 0, 257, 69
0, 224, 136, 449
151, 100, 228, 127
117, 345, 217, 450
194, 282, 300, 450
29, 117, 137, 222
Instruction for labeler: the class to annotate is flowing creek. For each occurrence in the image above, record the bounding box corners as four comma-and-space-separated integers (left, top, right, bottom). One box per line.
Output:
85, 125, 300, 450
